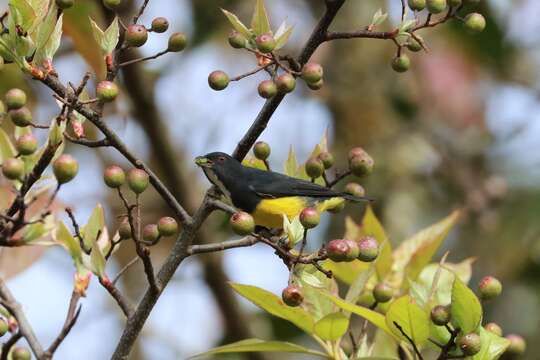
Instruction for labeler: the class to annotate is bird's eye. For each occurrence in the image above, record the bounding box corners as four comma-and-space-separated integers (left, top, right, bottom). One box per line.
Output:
218, 156, 226, 163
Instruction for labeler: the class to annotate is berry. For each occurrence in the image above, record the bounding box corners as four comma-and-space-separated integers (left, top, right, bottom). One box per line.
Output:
478, 276, 502, 300
275, 73, 296, 94
125, 24, 148, 47
257, 80, 277, 99
228, 31, 247, 49
464, 13, 486, 33
392, 54, 411, 73
142, 224, 159, 243
255, 33, 275, 53
484, 322, 502, 336
505, 334, 526, 355
127, 168, 149, 194
349, 151, 374, 177
168, 32, 188, 52
0, 318, 7, 336
307, 79, 324, 91
430, 305, 451, 326
317, 152, 334, 169
408, 0, 426, 11
282, 285, 303, 307
103, 0, 121, 10
96, 81, 119, 103
357, 236, 379, 262
299, 207, 320, 229
56, 0, 74, 9
208, 71, 229, 91
11, 347, 31, 360
157, 216, 178, 236
2, 158, 24, 180
426, 0, 447, 14
449, 0, 462, 6
305, 158, 324, 179
103, 165, 125, 188
15, 133, 38, 155
253, 141, 271, 160
345, 182, 365, 198
457, 333, 482, 356
118, 219, 132, 239
327, 201, 345, 214
5, 88, 27, 110
348, 147, 367, 160
301, 63, 323, 84
151, 17, 169, 33
326, 239, 358, 262
373, 283, 393, 303
9, 107, 32, 127
407, 39, 423, 52
230, 211, 255, 235
53, 154, 79, 184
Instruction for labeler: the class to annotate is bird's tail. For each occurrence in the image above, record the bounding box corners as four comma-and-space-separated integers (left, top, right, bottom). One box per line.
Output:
340, 193, 375, 203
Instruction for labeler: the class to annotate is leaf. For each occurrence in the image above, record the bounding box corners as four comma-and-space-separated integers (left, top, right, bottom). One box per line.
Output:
90, 241, 106, 277
230, 283, 314, 334
90, 17, 119, 55
251, 0, 271, 36
8, 0, 37, 33
451, 276, 482, 334
320, 292, 394, 337
0, 128, 16, 163
360, 206, 393, 279
33, 9, 63, 66
298, 265, 339, 321
81, 204, 105, 251
56, 221, 82, 264
221, 8, 252, 38
371, 9, 388, 27
274, 21, 293, 50
345, 263, 375, 304
189, 339, 328, 359
47, 118, 66, 147
322, 259, 370, 285
313, 312, 349, 341
283, 215, 304, 246
471, 327, 510, 360
283, 146, 298, 177
399, 19, 417, 33
299, 271, 324, 288
385, 295, 430, 346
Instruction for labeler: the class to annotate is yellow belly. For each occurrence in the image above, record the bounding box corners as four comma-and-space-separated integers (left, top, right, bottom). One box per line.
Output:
252, 196, 345, 229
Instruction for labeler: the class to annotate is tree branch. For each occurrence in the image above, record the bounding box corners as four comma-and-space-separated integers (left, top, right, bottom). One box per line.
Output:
187, 236, 259, 255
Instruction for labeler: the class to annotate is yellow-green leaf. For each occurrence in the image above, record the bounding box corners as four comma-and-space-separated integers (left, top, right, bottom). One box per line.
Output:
385, 295, 430, 346
471, 327, 510, 360
221, 8, 252, 39
230, 283, 314, 334
81, 204, 105, 250
56, 221, 82, 264
89, 17, 119, 55
451, 276, 482, 334
251, 0, 271, 36
313, 312, 349, 341
322, 259, 370, 285
90, 242, 106, 277
360, 206, 392, 279
0, 128, 16, 162
274, 21, 293, 50
284, 146, 298, 177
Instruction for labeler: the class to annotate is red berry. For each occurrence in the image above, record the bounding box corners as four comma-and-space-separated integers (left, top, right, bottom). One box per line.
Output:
125, 24, 148, 47
299, 207, 320, 229
282, 285, 303, 307
230, 211, 255, 235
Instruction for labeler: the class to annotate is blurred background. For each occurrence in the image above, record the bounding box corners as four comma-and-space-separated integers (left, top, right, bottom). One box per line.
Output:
0, 0, 539, 358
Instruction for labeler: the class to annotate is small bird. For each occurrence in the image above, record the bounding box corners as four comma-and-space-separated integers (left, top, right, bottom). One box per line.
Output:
195, 152, 369, 228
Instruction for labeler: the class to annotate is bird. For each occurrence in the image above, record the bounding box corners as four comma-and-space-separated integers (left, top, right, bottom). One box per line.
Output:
195, 152, 369, 229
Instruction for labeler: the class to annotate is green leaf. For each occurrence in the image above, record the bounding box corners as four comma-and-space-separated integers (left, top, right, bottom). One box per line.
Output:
230, 283, 314, 334
90, 241, 106, 277
8, 0, 37, 33
221, 9, 252, 38
371, 9, 388, 27
298, 265, 339, 321
189, 339, 328, 359
251, 0, 271, 36
284, 146, 299, 177
56, 221, 82, 264
320, 292, 394, 337
48, 118, 66, 147
21, 222, 47, 243
33, 8, 63, 66
471, 327, 510, 360
89, 17, 119, 55
313, 312, 349, 341
451, 276, 482, 334
0, 128, 16, 163
360, 206, 393, 279
274, 21, 293, 50
81, 204, 105, 251
322, 259, 370, 285
399, 19, 417, 33
385, 295, 430, 346
299, 270, 324, 289
283, 215, 304, 246
345, 263, 375, 304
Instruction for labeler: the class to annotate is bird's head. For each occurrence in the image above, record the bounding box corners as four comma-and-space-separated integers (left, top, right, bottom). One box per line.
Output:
194, 152, 241, 186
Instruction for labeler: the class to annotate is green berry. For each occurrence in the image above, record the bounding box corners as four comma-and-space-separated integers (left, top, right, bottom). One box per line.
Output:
449, 0, 462, 6
151, 17, 169, 33
103, 0, 121, 9
307, 79, 324, 91
345, 182, 365, 198
228, 31, 247, 49
326, 239, 357, 262
125, 24, 148, 47
464, 13, 486, 33
208, 70, 229, 91
257, 80, 277, 99
344, 240, 360, 261
15, 133, 38, 155
0, 318, 7, 337
430, 305, 451, 326
357, 236, 379, 262
299, 207, 320, 229
301, 63, 323, 84
408, 0, 426, 11
484, 322, 503, 336
11, 347, 31, 360
103, 165, 125, 188
5, 88, 27, 110
505, 334, 526, 355
9, 107, 32, 127
255, 33, 275, 53
157, 216, 178, 236
317, 152, 334, 169
478, 276, 502, 300
275, 73, 296, 94
2, 158, 24, 180
426, 0, 447, 14
118, 219, 132, 239
373, 283, 393, 303
230, 211, 255, 235
53, 154, 79, 184
327, 201, 345, 214
253, 141, 271, 160
407, 39, 423, 52
142, 224, 159, 243
282, 285, 303, 307
127, 168, 149, 194
168, 32, 188, 52
349, 150, 374, 177
56, 0, 74, 9
457, 333, 482, 356
305, 158, 324, 179
96, 81, 119, 103
392, 54, 411, 73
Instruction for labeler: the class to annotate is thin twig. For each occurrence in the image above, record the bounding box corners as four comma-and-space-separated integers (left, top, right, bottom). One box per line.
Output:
133, 0, 150, 24
44, 290, 82, 358
118, 50, 169, 67
393, 321, 423, 360
99, 277, 135, 318
65, 208, 91, 255
230, 63, 274, 82
112, 257, 141, 285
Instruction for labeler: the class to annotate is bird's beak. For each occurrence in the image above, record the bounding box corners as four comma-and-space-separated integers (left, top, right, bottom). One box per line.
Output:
195, 156, 212, 167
